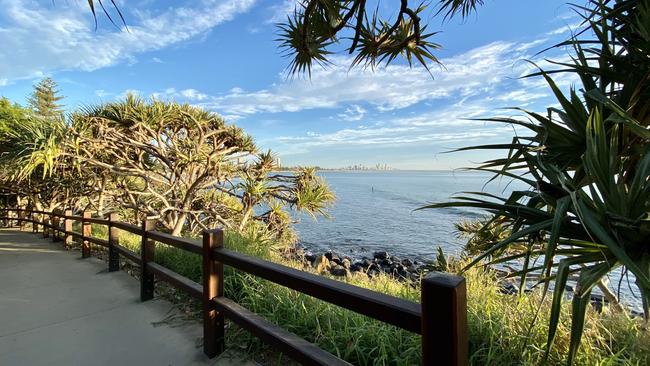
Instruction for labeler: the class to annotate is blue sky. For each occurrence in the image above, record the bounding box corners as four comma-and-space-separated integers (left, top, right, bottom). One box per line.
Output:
0, 0, 583, 169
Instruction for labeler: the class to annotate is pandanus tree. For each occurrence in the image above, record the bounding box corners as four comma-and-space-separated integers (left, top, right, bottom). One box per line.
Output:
424, 0, 650, 363
0, 96, 87, 212
72, 96, 334, 237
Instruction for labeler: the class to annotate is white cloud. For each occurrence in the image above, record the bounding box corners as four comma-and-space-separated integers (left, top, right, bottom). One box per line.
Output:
180, 89, 208, 101
337, 105, 367, 121
149, 87, 209, 101
266, 0, 300, 24
275, 125, 514, 151
263, 97, 523, 157
546, 23, 581, 36
94, 89, 111, 98
200, 41, 539, 117
0, 0, 256, 81
151, 57, 164, 63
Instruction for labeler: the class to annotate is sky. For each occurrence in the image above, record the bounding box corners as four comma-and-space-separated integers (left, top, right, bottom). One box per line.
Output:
0, 0, 584, 170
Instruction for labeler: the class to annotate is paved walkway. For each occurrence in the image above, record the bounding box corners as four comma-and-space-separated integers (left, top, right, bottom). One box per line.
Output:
0, 229, 253, 366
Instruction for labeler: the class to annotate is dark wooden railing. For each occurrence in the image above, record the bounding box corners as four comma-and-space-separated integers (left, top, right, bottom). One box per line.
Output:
0, 207, 468, 366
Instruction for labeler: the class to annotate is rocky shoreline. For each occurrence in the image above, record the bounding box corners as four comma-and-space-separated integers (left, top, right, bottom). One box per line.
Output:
283, 247, 444, 282
282, 247, 644, 317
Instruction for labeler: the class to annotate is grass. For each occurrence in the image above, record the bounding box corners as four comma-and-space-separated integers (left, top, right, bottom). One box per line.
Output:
78, 223, 650, 365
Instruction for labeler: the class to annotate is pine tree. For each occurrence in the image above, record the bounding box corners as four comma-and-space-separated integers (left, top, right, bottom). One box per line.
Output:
28, 77, 64, 119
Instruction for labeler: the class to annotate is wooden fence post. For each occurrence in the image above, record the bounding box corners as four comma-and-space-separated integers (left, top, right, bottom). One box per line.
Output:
140, 218, 156, 301
32, 210, 38, 233
43, 211, 50, 238
202, 229, 225, 358
82, 211, 91, 258
52, 210, 60, 242
18, 206, 25, 231
10, 206, 16, 228
108, 213, 120, 272
64, 210, 73, 249
421, 272, 468, 366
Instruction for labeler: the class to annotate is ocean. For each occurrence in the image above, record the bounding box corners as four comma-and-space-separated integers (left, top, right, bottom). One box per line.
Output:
293, 170, 643, 310
294, 170, 511, 260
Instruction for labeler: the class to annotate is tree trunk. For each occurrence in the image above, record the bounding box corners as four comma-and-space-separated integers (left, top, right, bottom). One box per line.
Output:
239, 206, 253, 231
597, 279, 624, 312
171, 212, 187, 236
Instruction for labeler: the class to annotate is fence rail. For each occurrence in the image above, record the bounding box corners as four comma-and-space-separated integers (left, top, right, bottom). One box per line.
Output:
0, 207, 468, 366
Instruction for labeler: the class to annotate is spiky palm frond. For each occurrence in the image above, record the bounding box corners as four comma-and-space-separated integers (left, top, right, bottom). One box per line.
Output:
436, 0, 484, 20
277, 1, 455, 77
423, 0, 650, 363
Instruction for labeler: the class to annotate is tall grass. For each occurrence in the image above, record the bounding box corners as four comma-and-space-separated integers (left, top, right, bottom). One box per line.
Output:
82, 224, 649, 365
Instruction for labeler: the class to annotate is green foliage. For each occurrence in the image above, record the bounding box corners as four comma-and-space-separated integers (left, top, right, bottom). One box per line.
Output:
27, 77, 64, 119
424, 0, 650, 362
0, 96, 76, 211
0, 89, 334, 240
277, 0, 445, 76
88, 222, 649, 365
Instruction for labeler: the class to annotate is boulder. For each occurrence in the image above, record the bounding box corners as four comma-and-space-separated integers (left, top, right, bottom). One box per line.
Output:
373, 251, 389, 260
325, 251, 341, 263
341, 258, 351, 269
312, 255, 330, 273
406, 265, 417, 273
401, 258, 413, 267
330, 265, 350, 278
350, 263, 363, 272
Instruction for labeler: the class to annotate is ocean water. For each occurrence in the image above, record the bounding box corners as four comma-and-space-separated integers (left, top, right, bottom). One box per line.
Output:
294, 170, 512, 260
294, 170, 643, 310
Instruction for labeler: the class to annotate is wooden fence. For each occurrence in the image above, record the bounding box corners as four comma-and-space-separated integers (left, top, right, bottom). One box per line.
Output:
0, 207, 468, 366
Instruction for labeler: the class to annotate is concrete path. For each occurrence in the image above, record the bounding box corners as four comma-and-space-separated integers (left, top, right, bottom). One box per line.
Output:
0, 229, 253, 366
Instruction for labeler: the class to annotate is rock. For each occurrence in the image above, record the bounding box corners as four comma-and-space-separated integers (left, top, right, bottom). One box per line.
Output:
305, 253, 316, 263
406, 265, 417, 273
350, 263, 363, 272
361, 258, 372, 267
499, 282, 518, 295
341, 258, 351, 269
402, 258, 413, 267
324, 251, 335, 261
312, 255, 330, 273
330, 265, 350, 278
374, 251, 389, 260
